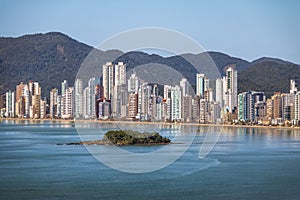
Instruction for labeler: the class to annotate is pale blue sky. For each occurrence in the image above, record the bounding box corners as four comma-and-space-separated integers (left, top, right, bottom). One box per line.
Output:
1, 0, 300, 63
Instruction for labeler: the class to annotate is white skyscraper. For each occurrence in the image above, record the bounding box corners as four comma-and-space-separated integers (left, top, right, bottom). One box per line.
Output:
75, 79, 83, 118
180, 78, 189, 96
171, 85, 182, 121
290, 79, 298, 94
164, 85, 172, 99
216, 78, 223, 108
33, 82, 41, 96
137, 82, 151, 120
295, 91, 300, 121
5, 90, 15, 118
62, 87, 74, 119
57, 95, 62, 118
114, 62, 126, 86
23, 85, 30, 117
224, 66, 238, 113
61, 80, 68, 96
128, 73, 140, 93
196, 73, 209, 98
88, 78, 97, 118
113, 62, 126, 117
102, 62, 114, 100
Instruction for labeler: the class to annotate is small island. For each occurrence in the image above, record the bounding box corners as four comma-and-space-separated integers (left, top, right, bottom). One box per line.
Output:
62, 130, 171, 146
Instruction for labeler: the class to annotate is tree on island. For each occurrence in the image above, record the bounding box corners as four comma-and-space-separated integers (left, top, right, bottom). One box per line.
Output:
103, 130, 171, 145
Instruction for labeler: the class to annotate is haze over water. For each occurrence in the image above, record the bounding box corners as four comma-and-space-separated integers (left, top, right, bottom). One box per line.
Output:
1, 120, 300, 199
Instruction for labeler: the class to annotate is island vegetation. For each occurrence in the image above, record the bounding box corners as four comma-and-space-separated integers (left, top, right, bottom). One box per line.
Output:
103, 130, 171, 145
62, 129, 171, 146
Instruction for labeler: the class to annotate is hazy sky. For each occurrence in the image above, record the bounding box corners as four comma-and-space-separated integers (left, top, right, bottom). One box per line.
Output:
1, 0, 300, 63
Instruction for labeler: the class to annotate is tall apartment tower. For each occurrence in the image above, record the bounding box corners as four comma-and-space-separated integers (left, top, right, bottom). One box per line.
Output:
102, 62, 114, 100
50, 88, 58, 118
171, 85, 182, 121
62, 87, 74, 119
216, 78, 223, 108
294, 92, 300, 122
113, 62, 127, 117
5, 90, 15, 118
196, 73, 209, 98
74, 79, 83, 118
224, 65, 238, 113
128, 73, 140, 93
180, 78, 189, 96
290, 79, 298, 94
61, 80, 68, 96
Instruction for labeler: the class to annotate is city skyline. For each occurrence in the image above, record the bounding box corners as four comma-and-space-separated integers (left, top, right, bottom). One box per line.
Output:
1, 61, 300, 127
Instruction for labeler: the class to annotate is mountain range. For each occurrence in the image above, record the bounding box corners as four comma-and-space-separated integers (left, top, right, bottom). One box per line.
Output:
0, 32, 299, 98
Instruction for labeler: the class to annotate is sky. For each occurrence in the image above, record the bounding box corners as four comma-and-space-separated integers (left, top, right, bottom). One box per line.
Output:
1, 0, 300, 63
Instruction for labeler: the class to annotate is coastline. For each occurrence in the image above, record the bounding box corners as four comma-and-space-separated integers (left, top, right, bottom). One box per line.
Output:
1, 117, 300, 130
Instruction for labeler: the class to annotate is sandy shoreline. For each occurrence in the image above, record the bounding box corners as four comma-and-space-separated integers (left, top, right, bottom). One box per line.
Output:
1, 117, 300, 130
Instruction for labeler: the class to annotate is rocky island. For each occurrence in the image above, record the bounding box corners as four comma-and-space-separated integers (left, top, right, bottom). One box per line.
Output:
63, 130, 171, 146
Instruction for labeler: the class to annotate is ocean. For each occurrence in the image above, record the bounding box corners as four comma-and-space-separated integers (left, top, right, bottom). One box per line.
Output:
1, 120, 300, 200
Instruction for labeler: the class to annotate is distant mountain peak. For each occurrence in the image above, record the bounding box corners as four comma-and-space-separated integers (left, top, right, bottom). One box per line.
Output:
0, 32, 299, 99
251, 57, 295, 66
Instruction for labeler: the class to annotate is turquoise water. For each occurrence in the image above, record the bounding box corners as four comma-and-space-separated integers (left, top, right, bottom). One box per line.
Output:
1, 120, 300, 199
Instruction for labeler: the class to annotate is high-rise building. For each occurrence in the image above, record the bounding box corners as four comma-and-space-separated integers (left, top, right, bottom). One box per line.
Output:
294, 92, 300, 122
196, 74, 209, 98
155, 97, 163, 121
281, 93, 295, 121
290, 79, 298, 94
199, 99, 209, 123
115, 84, 128, 118
83, 77, 97, 119
171, 85, 181, 121
272, 92, 282, 119
114, 62, 126, 86
15, 96, 25, 118
98, 100, 111, 119
254, 102, 267, 122
164, 85, 172, 100
102, 62, 114, 100
128, 73, 140, 93
95, 84, 104, 100
224, 65, 238, 113
33, 82, 41, 96
182, 95, 192, 122
238, 91, 265, 122
61, 80, 68, 96
211, 102, 221, 123
192, 95, 200, 122
180, 78, 189, 96
32, 94, 41, 119
216, 78, 223, 107
128, 93, 138, 118
74, 79, 83, 118
57, 95, 62, 118
62, 87, 74, 119
266, 98, 274, 121
83, 87, 89, 118
113, 63, 127, 117
137, 83, 152, 120
50, 88, 58, 118
23, 85, 30, 118
40, 99, 46, 119
16, 82, 25, 103
5, 90, 15, 118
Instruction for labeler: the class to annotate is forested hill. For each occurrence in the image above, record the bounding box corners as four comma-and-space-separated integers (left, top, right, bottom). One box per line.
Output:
0, 32, 299, 98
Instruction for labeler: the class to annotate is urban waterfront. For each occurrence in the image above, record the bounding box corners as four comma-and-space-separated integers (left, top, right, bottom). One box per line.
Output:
1, 120, 300, 199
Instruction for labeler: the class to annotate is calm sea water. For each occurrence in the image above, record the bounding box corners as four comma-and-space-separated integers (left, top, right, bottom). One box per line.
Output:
1, 120, 300, 200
